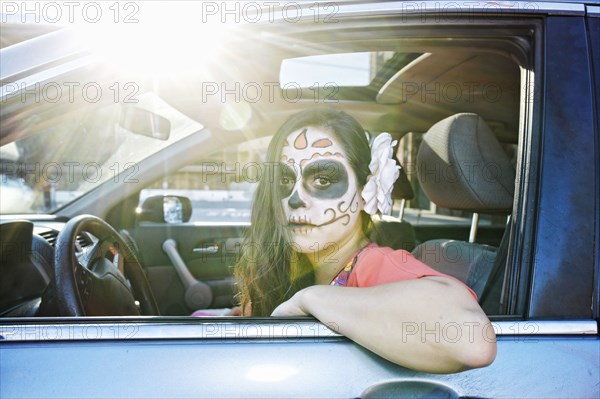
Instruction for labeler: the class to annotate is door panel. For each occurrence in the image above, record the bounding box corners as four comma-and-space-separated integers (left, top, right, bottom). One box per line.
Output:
130, 224, 246, 315
126, 138, 267, 315
2, 320, 598, 398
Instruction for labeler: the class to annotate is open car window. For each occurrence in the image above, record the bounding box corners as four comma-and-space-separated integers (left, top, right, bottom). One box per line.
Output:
1, 94, 202, 214
138, 136, 271, 224
1, 8, 533, 319
1, 0, 597, 354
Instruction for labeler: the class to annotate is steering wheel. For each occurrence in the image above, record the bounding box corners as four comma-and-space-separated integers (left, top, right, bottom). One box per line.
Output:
54, 215, 159, 316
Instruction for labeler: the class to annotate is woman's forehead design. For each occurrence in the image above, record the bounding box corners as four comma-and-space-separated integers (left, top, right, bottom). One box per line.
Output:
293, 128, 308, 149
281, 127, 346, 171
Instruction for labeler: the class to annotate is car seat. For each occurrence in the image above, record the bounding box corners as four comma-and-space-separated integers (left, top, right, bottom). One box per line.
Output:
411, 113, 515, 300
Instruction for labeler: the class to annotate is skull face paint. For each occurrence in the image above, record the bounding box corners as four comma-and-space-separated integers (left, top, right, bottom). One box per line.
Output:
280, 127, 364, 253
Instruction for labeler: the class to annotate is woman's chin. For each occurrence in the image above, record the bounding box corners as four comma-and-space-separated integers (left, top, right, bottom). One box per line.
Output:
289, 230, 341, 254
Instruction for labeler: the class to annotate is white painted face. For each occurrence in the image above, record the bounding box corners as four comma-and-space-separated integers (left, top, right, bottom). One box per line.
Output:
279, 126, 364, 253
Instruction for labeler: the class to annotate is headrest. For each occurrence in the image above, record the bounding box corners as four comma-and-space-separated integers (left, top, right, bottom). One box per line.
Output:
417, 113, 515, 212
392, 156, 414, 200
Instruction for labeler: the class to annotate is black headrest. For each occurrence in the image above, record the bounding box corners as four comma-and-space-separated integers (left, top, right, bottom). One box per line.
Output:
417, 113, 515, 212
392, 156, 414, 200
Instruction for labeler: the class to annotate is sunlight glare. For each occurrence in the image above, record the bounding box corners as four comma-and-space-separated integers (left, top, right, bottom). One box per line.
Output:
75, 3, 230, 77
219, 102, 253, 131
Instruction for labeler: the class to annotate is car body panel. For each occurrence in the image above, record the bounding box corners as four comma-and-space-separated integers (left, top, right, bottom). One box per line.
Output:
0, 320, 598, 398
528, 16, 596, 318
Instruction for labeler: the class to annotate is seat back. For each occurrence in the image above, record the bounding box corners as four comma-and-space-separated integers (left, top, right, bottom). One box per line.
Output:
370, 219, 417, 252
412, 113, 515, 299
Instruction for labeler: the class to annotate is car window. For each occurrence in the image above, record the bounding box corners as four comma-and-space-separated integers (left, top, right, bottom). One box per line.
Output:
0, 94, 201, 214
0, 5, 543, 322
138, 136, 271, 223
280, 51, 396, 88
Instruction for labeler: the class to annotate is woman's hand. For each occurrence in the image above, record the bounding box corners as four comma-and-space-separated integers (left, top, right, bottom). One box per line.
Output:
225, 306, 243, 316
271, 289, 310, 316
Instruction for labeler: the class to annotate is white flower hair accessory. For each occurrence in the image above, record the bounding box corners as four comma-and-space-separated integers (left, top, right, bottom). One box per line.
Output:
361, 133, 400, 215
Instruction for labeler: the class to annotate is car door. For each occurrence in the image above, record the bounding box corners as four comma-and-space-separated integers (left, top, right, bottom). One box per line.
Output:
121, 138, 270, 315
1, 2, 599, 398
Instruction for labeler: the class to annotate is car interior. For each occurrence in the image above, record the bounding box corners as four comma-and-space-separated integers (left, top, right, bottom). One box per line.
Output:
0, 18, 529, 319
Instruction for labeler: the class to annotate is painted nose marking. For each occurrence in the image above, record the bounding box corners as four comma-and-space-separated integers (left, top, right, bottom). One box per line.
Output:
288, 190, 305, 209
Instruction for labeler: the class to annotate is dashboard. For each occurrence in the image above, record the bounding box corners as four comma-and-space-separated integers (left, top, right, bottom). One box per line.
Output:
0, 218, 95, 317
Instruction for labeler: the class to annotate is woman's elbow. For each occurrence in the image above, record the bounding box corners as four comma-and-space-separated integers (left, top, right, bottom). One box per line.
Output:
460, 329, 497, 370
450, 304, 497, 371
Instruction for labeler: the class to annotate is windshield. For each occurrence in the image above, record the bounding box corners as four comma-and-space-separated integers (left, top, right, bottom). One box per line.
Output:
0, 93, 202, 213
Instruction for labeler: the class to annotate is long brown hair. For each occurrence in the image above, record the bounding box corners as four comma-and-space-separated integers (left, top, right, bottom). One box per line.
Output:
235, 108, 372, 316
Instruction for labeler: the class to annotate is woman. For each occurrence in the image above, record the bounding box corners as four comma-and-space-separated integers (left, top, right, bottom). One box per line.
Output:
235, 108, 496, 373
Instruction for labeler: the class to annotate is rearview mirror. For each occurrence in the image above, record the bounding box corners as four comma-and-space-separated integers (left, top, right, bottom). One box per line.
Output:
137, 195, 192, 223
119, 106, 171, 140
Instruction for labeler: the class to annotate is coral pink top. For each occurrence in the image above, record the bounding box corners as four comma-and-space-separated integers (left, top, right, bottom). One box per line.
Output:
331, 243, 477, 300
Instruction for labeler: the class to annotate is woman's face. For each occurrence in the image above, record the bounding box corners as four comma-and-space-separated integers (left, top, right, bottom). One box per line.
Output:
279, 126, 365, 253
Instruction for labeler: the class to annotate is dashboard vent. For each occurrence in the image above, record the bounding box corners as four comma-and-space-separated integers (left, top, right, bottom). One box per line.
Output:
38, 229, 58, 246
76, 233, 93, 248
37, 230, 94, 248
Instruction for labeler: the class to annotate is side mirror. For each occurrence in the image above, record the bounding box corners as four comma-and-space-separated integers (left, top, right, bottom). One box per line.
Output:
119, 106, 171, 140
137, 195, 192, 224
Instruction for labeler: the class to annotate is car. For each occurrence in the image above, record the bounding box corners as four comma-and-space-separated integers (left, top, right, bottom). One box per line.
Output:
0, 0, 599, 397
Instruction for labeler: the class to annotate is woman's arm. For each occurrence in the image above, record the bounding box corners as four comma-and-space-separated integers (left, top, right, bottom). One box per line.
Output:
271, 276, 496, 374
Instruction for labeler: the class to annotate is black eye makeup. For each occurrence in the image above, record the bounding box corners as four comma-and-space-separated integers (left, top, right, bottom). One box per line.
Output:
302, 160, 349, 199
277, 163, 297, 199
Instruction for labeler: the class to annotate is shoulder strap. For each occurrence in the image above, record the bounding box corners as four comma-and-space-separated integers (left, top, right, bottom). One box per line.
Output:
330, 244, 373, 286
